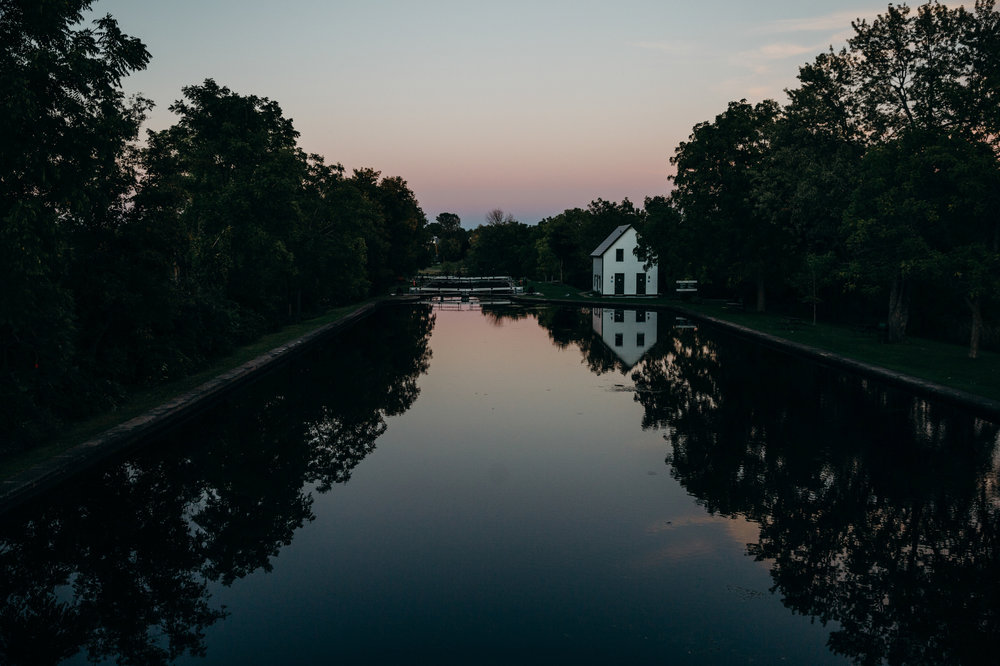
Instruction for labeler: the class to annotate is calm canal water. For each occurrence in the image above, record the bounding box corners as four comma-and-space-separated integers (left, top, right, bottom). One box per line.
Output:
2, 302, 998, 665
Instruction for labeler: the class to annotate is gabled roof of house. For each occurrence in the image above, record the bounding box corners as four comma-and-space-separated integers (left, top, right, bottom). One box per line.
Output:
590, 224, 632, 258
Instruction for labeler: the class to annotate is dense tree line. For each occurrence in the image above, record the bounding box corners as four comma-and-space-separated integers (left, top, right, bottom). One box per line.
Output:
0, 1, 431, 451
637, 0, 1000, 356
432, 200, 644, 288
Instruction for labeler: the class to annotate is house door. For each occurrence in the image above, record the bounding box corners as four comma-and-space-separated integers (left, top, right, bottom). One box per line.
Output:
636, 273, 646, 295
614, 273, 625, 295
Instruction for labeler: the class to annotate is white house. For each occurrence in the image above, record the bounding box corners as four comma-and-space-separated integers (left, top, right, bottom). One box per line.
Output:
590, 224, 658, 296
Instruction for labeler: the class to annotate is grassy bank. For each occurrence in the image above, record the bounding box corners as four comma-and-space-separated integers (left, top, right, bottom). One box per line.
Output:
521, 281, 1000, 403
679, 301, 1000, 402
0, 301, 377, 479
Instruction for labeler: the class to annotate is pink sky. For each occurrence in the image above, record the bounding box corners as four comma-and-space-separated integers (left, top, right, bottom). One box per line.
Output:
89, 0, 884, 226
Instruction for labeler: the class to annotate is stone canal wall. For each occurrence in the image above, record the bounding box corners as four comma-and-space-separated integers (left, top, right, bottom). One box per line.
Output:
0, 301, 386, 514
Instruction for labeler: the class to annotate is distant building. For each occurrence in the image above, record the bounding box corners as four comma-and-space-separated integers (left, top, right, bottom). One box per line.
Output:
590, 225, 658, 296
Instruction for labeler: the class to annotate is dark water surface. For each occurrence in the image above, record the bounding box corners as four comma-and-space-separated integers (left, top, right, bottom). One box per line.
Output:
2, 303, 998, 665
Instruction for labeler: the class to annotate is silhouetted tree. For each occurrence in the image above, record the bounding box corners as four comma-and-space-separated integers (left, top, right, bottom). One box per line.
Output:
0, 0, 151, 449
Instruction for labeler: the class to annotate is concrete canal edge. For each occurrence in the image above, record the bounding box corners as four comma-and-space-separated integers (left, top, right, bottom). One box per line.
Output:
675, 306, 1000, 421
0, 300, 389, 514
513, 295, 1000, 421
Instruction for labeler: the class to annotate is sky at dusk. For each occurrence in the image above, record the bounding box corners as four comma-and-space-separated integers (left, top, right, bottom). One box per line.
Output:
87, 0, 887, 226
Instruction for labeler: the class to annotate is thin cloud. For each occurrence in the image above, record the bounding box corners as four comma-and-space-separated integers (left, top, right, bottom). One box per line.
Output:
756, 42, 821, 59
714, 72, 789, 103
631, 40, 699, 57
761, 9, 882, 34
705, 11, 882, 106
828, 28, 859, 44
729, 41, 827, 80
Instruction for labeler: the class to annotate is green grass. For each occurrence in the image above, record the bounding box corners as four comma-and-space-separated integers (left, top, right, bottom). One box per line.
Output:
523, 280, 604, 300
678, 301, 1000, 402
0, 301, 376, 479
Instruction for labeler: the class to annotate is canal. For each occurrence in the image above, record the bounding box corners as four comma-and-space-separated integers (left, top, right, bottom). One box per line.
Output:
1, 302, 998, 664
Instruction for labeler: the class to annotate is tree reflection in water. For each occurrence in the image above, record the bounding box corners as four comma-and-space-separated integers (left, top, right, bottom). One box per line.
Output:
529, 305, 1000, 665
5, 302, 998, 665
0, 305, 434, 666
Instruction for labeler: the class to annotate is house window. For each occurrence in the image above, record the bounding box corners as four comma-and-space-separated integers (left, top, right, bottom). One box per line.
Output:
614, 333, 623, 346
636, 310, 646, 322
614, 309, 624, 322
615, 248, 624, 262
637, 333, 645, 347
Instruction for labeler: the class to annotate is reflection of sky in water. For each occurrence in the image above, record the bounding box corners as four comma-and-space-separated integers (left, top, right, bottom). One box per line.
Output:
173, 306, 843, 665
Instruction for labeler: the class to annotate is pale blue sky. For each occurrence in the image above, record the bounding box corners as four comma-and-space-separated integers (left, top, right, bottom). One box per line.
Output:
88, 1, 885, 225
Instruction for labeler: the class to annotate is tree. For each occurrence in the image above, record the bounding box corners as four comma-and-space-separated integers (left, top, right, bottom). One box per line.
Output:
0, 0, 151, 447
346, 168, 392, 289
373, 175, 431, 279
348, 169, 430, 290
434, 212, 462, 233
964, 1, 1000, 147
485, 208, 515, 226
843, 134, 942, 342
780, 1, 1000, 340
750, 107, 863, 323
848, 0, 1000, 346
466, 216, 537, 277
427, 212, 469, 263
294, 156, 372, 311
634, 196, 686, 283
847, 1, 999, 145
138, 79, 306, 335
535, 209, 585, 284
789, 251, 838, 325
844, 129, 1000, 347
923, 134, 1000, 357
669, 99, 784, 311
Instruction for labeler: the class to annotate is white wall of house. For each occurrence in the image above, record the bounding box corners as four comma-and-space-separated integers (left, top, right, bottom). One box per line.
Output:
593, 227, 658, 296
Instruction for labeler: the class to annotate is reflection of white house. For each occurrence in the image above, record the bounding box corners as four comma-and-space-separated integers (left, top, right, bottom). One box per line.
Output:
592, 308, 658, 368
590, 225, 658, 296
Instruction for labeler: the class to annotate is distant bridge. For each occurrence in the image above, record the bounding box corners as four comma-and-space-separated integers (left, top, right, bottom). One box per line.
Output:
409, 275, 523, 297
